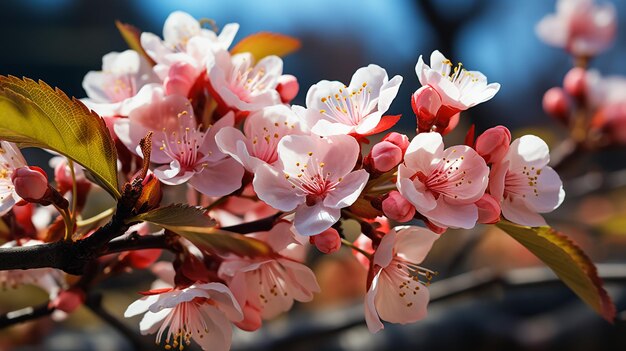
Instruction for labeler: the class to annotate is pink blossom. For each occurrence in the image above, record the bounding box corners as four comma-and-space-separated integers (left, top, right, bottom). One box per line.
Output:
124, 282, 243, 351
82, 50, 159, 116
397, 132, 489, 229
301, 64, 402, 136
215, 104, 306, 172
536, 0, 616, 57
253, 134, 369, 235
141, 11, 238, 89
114, 86, 244, 196
415, 50, 500, 112
489, 135, 565, 227
0, 141, 27, 216
365, 226, 438, 333
207, 50, 283, 113
218, 222, 320, 322
542, 87, 570, 122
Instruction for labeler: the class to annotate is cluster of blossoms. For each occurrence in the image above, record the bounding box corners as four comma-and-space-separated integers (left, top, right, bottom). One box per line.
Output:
6, 4, 612, 349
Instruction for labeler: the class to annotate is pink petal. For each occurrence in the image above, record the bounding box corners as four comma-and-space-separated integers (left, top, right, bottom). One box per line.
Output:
501, 197, 548, 227
404, 132, 443, 174
293, 202, 341, 236
188, 157, 244, 197
364, 274, 384, 333
253, 164, 302, 211
323, 169, 369, 208
373, 228, 396, 268
394, 226, 439, 264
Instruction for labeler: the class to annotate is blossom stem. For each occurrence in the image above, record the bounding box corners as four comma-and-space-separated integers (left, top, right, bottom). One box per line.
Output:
76, 207, 115, 228
340, 238, 372, 259
368, 183, 397, 194
68, 159, 78, 222
55, 205, 74, 241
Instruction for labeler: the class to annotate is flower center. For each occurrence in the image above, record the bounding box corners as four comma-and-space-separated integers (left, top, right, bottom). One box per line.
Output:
228, 58, 270, 102
255, 261, 290, 308
383, 257, 436, 308
159, 113, 210, 172
104, 74, 137, 103
249, 121, 295, 164
504, 166, 542, 200
283, 152, 342, 204
440, 59, 480, 90
318, 82, 372, 126
156, 301, 210, 351
411, 153, 470, 200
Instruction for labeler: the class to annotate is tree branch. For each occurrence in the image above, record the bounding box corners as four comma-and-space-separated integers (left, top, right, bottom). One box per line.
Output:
0, 302, 54, 329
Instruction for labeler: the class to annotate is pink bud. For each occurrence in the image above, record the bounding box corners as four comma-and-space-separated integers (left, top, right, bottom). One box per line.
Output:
411, 86, 442, 132
563, 67, 587, 99
50, 288, 85, 314
369, 141, 403, 172
475, 126, 511, 164
382, 191, 416, 222
310, 228, 341, 254
11, 166, 49, 201
235, 302, 263, 332
543, 87, 570, 122
382, 132, 409, 154
276, 74, 299, 103
476, 193, 501, 224
164, 61, 200, 96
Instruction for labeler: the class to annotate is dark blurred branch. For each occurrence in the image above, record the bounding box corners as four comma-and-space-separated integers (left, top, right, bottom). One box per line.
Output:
0, 302, 54, 328
222, 213, 283, 234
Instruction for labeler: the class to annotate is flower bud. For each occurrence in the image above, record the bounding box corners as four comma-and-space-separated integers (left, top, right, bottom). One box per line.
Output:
235, 303, 263, 332
50, 288, 85, 314
310, 228, 341, 254
382, 191, 415, 222
476, 193, 501, 224
135, 171, 162, 213
563, 67, 587, 100
475, 126, 511, 164
411, 86, 442, 132
276, 74, 299, 103
11, 166, 49, 201
382, 132, 409, 154
368, 141, 403, 173
543, 87, 570, 123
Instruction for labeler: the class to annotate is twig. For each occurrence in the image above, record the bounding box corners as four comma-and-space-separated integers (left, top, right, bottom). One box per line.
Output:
0, 302, 55, 328
221, 213, 283, 234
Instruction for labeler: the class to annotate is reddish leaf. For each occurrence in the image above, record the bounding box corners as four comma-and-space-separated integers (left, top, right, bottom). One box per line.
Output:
361, 114, 402, 136
231, 32, 301, 61
115, 20, 156, 66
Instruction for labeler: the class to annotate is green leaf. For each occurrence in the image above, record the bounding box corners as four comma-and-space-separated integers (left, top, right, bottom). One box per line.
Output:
496, 220, 615, 322
0, 76, 120, 199
115, 21, 156, 66
231, 32, 301, 61
133, 204, 271, 257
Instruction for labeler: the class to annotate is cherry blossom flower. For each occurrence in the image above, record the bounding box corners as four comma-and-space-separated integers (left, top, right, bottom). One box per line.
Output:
253, 134, 369, 235
0, 141, 27, 216
141, 11, 238, 87
218, 222, 320, 323
215, 105, 306, 172
82, 50, 159, 116
302, 64, 402, 136
536, 0, 616, 57
124, 282, 243, 351
114, 86, 244, 196
0, 240, 65, 299
414, 51, 500, 132
397, 132, 489, 229
207, 50, 283, 113
365, 226, 438, 333
489, 135, 565, 227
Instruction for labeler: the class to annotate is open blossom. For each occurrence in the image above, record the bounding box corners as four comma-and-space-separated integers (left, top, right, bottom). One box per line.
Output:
218, 222, 320, 325
141, 11, 238, 86
365, 226, 438, 333
0, 141, 27, 216
302, 64, 402, 136
397, 132, 489, 229
82, 50, 159, 116
124, 282, 243, 351
489, 135, 565, 227
536, 0, 616, 57
114, 86, 244, 196
207, 50, 283, 113
215, 104, 306, 172
253, 134, 369, 235
413, 50, 499, 132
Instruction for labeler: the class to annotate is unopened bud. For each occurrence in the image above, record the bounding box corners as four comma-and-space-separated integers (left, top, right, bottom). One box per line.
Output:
543, 87, 570, 123
476, 193, 501, 224
368, 141, 403, 173
382, 191, 415, 222
411, 86, 442, 132
11, 166, 49, 201
310, 228, 341, 254
475, 126, 511, 164
563, 67, 587, 100
382, 132, 409, 154
276, 74, 299, 103
135, 171, 162, 212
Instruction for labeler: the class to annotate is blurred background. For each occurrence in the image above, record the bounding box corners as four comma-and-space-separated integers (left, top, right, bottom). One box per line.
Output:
1, 0, 626, 350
